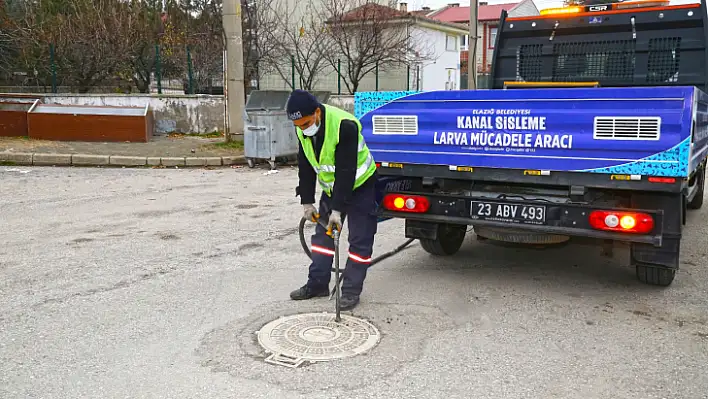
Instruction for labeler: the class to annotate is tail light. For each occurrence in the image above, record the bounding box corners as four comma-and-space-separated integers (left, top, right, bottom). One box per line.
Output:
382, 194, 430, 213
648, 177, 676, 184
588, 210, 654, 234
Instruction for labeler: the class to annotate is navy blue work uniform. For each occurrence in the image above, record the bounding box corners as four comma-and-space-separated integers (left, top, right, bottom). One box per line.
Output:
290, 99, 378, 309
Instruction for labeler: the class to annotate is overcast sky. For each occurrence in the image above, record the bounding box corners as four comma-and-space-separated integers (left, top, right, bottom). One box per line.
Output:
403, 0, 698, 12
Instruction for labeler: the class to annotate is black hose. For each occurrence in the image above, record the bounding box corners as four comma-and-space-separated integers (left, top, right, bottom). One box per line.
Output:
298, 217, 313, 259
298, 217, 417, 267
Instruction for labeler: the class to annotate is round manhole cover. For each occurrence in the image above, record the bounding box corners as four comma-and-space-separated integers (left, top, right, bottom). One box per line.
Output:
257, 312, 380, 367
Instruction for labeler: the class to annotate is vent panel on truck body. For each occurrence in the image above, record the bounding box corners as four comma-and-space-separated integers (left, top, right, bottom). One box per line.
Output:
489, 1, 708, 91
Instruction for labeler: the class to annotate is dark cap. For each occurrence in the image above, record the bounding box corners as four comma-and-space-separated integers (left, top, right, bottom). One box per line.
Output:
286, 89, 320, 120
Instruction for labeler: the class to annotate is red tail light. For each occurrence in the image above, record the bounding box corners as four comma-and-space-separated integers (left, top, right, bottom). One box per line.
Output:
588, 210, 654, 234
648, 177, 676, 184
382, 194, 430, 213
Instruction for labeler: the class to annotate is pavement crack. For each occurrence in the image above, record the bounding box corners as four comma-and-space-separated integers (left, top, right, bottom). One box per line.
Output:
206, 249, 239, 259
133, 208, 188, 218
239, 242, 264, 251
69, 237, 95, 244
157, 233, 181, 240
270, 227, 299, 240
32, 266, 179, 308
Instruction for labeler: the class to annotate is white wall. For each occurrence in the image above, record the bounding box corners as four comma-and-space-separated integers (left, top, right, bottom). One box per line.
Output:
509, 0, 540, 17
412, 26, 462, 91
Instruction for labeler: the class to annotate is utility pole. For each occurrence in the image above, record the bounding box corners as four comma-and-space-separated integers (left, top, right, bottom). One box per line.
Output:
222, 0, 245, 142
467, 0, 478, 90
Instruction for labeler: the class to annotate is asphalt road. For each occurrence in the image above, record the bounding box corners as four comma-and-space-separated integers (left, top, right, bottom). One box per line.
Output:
1, 165, 707, 399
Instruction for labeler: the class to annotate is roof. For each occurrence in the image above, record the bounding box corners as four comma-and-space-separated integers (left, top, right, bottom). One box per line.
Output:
431, 2, 520, 23
331, 3, 469, 33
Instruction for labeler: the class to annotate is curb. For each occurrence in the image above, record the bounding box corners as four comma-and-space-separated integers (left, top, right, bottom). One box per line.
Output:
0, 152, 248, 168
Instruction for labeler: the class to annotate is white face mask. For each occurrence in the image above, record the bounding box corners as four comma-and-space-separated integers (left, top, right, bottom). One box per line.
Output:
302, 121, 319, 137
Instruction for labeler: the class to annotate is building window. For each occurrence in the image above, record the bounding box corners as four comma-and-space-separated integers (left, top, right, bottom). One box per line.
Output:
446, 34, 457, 51
489, 27, 497, 49
461, 34, 467, 47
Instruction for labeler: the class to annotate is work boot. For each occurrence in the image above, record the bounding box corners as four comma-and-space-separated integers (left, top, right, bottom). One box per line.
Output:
290, 284, 329, 300
340, 294, 360, 311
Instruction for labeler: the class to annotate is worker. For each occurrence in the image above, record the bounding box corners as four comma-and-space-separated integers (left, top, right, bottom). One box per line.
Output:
286, 89, 378, 311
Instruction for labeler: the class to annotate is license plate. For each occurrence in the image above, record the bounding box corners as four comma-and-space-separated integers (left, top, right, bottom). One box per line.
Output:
470, 201, 546, 224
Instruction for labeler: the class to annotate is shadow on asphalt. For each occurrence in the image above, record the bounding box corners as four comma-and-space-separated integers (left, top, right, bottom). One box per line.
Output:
401, 235, 656, 291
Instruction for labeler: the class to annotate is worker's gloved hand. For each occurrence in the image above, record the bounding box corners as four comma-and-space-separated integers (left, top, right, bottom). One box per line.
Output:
328, 210, 342, 231
303, 204, 318, 222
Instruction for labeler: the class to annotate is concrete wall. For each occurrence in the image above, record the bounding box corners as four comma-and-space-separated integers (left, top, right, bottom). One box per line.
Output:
0, 93, 356, 135
41, 94, 225, 135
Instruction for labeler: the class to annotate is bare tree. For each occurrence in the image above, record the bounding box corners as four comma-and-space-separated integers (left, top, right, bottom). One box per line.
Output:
241, 0, 281, 93
48, 0, 133, 92
260, 0, 332, 90
0, 3, 23, 77
321, 0, 434, 93
166, 0, 224, 94
4, 0, 68, 91
1, 0, 281, 94
170, 0, 280, 95
119, 0, 165, 93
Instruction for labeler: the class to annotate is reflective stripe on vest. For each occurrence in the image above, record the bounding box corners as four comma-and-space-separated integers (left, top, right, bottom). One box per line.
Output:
296, 104, 376, 196
316, 152, 374, 191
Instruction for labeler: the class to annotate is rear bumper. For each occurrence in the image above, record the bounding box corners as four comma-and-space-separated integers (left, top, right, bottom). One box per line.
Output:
379, 192, 666, 246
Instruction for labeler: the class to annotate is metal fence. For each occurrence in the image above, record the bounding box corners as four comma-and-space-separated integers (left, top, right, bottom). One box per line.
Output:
1, 41, 492, 95
0, 42, 226, 95
460, 73, 492, 90
257, 57, 422, 95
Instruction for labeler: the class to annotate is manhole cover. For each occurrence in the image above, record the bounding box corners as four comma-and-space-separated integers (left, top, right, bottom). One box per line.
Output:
257, 312, 381, 368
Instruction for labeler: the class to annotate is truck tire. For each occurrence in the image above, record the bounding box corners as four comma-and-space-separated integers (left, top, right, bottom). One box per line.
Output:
688, 167, 704, 210
420, 223, 467, 256
635, 263, 676, 286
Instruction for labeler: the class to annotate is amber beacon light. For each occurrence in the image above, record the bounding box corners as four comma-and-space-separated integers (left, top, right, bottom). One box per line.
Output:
539, 0, 671, 15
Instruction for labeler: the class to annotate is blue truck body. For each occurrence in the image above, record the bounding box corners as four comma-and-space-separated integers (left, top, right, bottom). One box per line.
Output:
358, 86, 708, 287
354, 0, 708, 287
356, 86, 708, 179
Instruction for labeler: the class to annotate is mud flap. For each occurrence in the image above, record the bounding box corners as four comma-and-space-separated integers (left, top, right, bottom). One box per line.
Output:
630, 193, 682, 270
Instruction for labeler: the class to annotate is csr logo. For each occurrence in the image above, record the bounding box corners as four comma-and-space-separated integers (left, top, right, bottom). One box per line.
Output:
588, 5, 609, 11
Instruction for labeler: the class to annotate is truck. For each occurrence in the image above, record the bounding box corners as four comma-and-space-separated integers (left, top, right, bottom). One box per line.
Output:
359, 0, 708, 286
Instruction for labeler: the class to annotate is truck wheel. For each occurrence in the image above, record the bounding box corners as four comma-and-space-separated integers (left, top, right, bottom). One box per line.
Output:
688, 167, 704, 210
419, 223, 467, 256
635, 263, 676, 286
